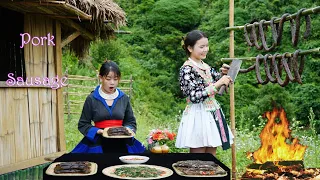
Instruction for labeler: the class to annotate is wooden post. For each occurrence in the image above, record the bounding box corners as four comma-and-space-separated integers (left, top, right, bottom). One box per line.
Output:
66, 69, 70, 121
129, 74, 133, 98
55, 20, 66, 151
229, 0, 237, 179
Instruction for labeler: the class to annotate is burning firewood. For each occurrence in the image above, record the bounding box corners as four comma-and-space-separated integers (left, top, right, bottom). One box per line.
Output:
241, 108, 320, 180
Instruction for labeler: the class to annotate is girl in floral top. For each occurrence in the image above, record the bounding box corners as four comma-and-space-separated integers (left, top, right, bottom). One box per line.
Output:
175, 30, 234, 156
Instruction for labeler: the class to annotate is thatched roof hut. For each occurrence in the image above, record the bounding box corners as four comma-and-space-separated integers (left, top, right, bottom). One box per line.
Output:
0, 0, 126, 175
2, 0, 126, 57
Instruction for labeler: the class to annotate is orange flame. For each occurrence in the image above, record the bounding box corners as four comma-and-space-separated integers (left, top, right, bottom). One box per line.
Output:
250, 107, 307, 164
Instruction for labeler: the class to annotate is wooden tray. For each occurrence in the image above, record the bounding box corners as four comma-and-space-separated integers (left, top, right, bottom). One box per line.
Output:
172, 163, 228, 177
103, 126, 135, 138
45, 162, 97, 176
102, 164, 173, 179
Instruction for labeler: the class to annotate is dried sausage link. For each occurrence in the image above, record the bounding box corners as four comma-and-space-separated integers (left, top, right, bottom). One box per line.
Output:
255, 54, 269, 84
270, 17, 278, 45
292, 50, 303, 84
276, 13, 290, 45
251, 22, 263, 50
239, 64, 256, 73
291, 9, 305, 47
281, 52, 295, 81
244, 23, 254, 47
304, 15, 311, 39
259, 20, 275, 51
271, 53, 287, 86
263, 54, 276, 83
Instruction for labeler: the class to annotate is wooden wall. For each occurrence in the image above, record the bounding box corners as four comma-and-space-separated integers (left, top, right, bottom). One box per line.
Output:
0, 15, 66, 175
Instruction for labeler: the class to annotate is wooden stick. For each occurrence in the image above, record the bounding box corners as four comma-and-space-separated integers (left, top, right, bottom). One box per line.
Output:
229, 0, 237, 179
67, 77, 97, 81
61, 31, 81, 48
114, 30, 132, 34
0, 90, 4, 166
55, 20, 67, 152
59, 18, 94, 40
221, 47, 320, 62
129, 75, 133, 98
226, 6, 320, 31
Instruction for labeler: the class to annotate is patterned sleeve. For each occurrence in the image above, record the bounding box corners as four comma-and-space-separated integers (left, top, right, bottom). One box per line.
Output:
210, 67, 221, 82
179, 66, 210, 103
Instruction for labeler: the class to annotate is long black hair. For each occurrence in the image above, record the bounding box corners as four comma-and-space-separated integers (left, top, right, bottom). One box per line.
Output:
99, 60, 121, 78
182, 30, 208, 56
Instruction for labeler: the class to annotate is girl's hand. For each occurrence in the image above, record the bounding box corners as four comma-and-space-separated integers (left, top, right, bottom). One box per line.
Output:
220, 64, 230, 75
214, 75, 233, 88
97, 129, 104, 135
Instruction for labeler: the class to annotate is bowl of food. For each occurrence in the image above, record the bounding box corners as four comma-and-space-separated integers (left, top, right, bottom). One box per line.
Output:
119, 155, 149, 164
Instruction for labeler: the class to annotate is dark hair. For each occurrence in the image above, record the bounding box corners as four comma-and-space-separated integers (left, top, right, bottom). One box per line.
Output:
99, 60, 121, 78
182, 30, 208, 56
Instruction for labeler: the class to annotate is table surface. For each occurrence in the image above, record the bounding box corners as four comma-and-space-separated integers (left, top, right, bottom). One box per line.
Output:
43, 153, 231, 180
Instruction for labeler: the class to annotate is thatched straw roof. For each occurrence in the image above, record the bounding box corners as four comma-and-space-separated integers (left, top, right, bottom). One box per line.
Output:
0, 0, 127, 58
65, 0, 126, 29
63, 0, 127, 58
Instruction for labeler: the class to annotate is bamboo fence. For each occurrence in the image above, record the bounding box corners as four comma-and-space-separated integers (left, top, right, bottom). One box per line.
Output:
63, 72, 134, 120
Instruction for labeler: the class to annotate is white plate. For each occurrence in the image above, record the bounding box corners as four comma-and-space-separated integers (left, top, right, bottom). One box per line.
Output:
45, 162, 97, 176
172, 163, 227, 177
119, 155, 149, 164
103, 126, 135, 138
102, 164, 173, 179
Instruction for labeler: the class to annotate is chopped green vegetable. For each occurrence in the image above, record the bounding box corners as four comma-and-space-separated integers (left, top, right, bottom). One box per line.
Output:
114, 166, 164, 178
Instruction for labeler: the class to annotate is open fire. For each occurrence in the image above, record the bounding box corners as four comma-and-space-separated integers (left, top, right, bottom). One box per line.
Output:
242, 107, 320, 180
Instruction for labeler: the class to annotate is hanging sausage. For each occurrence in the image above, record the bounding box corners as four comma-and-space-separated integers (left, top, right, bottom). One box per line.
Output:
238, 50, 305, 86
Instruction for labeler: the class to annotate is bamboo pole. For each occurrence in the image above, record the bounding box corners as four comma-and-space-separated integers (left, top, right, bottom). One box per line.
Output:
24, 14, 35, 159
129, 75, 133, 98
56, 20, 67, 152
52, 87, 58, 153
13, 89, 20, 163
41, 16, 49, 155
2, 89, 9, 165
221, 47, 320, 62
226, 6, 320, 31
47, 17, 57, 154
7, 89, 15, 165
28, 14, 42, 158
15, 88, 31, 162
0, 90, 4, 166
61, 31, 81, 48
229, 0, 237, 179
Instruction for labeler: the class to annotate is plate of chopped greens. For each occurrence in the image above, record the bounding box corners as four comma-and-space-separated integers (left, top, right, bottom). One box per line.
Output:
102, 164, 173, 179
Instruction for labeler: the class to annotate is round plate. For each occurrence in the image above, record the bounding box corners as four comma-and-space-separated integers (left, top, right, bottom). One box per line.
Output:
172, 163, 227, 177
119, 155, 149, 164
102, 127, 135, 138
45, 162, 98, 176
102, 164, 173, 179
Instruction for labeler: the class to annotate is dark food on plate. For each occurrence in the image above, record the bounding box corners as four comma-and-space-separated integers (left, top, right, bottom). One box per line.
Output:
114, 166, 166, 178
107, 127, 131, 136
173, 160, 227, 176
54, 161, 91, 174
